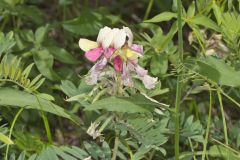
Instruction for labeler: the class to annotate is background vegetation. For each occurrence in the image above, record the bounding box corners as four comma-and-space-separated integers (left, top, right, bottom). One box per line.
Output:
0, 0, 240, 159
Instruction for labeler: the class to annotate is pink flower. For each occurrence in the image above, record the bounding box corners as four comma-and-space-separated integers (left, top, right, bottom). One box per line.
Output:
113, 56, 123, 72
79, 26, 158, 90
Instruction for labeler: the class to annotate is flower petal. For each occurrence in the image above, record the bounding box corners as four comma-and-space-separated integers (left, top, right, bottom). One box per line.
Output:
85, 47, 104, 62
126, 49, 142, 60
96, 57, 107, 70
97, 26, 111, 44
123, 27, 133, 46
112, 29, 127, 49
131, 44, 143, 54
104, 47, 115, 58
135, 65, 148, 77
102, 28, 119, 49
142, 75, 158, 89
79, 38, 98, 52
85, 68, 98, 85
122, 62, 133, 87
113, 56, 123, 72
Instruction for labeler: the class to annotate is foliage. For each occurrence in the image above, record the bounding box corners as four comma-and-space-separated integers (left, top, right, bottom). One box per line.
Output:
0, 0, 240, 160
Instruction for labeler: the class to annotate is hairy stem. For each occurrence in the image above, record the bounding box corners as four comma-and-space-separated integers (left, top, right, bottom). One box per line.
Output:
111, 131, 120, 160
175, 0, 184, 159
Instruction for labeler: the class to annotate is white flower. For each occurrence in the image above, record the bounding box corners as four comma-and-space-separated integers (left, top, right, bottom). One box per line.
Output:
97, 26, 111, 44
83, 156, 92, 160
96, 26, 133, 49
87, 122, 101, 139
142, 75, 158, 89
102, 28, 120, 49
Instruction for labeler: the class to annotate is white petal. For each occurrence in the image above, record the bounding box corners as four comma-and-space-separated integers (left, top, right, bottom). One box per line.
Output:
83, 156, 92, 160
79, 38, 98, 52
142, 75, 158, 89
102, 28, 119, 49
112, 29, 126, 49
97, 26, 111, 44
123, 27, 133, 46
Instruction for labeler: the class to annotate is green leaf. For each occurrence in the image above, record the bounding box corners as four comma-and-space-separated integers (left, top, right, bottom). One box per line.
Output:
209, 145, 240, 159
191, 15, 220, 31
33, 49, 61, 81
47, 46, 79, 65
150, 54, 168, 76
187, 1, 195, 18
144, 12, 177, 23
194, 57, 240, 87
212, 1, 222, 25
62, 9, 119, 36
35, 25, 49, 44
17, 152, 26, 160
85, 95, 157, 113
0, 132, 13, 145
37, 147, 58, 160
0, 32, 15, 56
15, 5, 44, 25
0, 87, 80, 124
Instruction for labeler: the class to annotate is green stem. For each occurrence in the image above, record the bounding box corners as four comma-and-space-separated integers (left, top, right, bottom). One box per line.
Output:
188, 138, 197, 160
5, 108, 24, 160
111, 131, 120, 160
217, 89, 229, 159
220, 89, 240, 108
0, 16, 9, 31
202, 86, 213, 160
217, 90, 228, 145
36, 95, 53, 144
41, 112, 53, 144
175, 0, 183, 160
143, 0, 154, 20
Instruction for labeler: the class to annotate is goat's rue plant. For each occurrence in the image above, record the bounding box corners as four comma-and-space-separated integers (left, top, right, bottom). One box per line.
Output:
77, 26, 165, 158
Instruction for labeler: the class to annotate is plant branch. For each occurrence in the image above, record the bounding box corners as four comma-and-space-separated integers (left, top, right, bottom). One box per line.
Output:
175, 0, 184, 160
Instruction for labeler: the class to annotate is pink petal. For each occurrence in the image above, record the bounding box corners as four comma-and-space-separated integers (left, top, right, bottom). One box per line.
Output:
130, 59, 138, 65
135, 65, 148, 77
96, 57, 107, 70
104, 48, 115, 58
114, 56, 123, 72
131, 44, 143, 54
85, 47, 104, 62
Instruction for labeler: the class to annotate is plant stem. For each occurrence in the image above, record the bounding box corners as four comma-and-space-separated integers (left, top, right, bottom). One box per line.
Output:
220, 89, 240, 108
143, 0, 154, 20
175, 0, 183, 160
111, 131, 120, 160
36, 95, 53, 144
202, 85, 213, 160
217, 90, 229, 160
5, 108, 24, 160
217, 90, 228, 146
188, 138, 197, 160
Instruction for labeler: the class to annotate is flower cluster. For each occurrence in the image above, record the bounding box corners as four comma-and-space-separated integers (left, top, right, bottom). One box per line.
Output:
79, 26, 157, 89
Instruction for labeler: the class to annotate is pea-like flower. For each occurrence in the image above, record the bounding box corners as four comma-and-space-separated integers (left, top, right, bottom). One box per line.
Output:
79, 26, 158, 90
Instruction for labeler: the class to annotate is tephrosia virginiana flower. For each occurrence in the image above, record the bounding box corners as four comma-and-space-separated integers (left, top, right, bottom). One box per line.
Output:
79, 26, 158, 89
